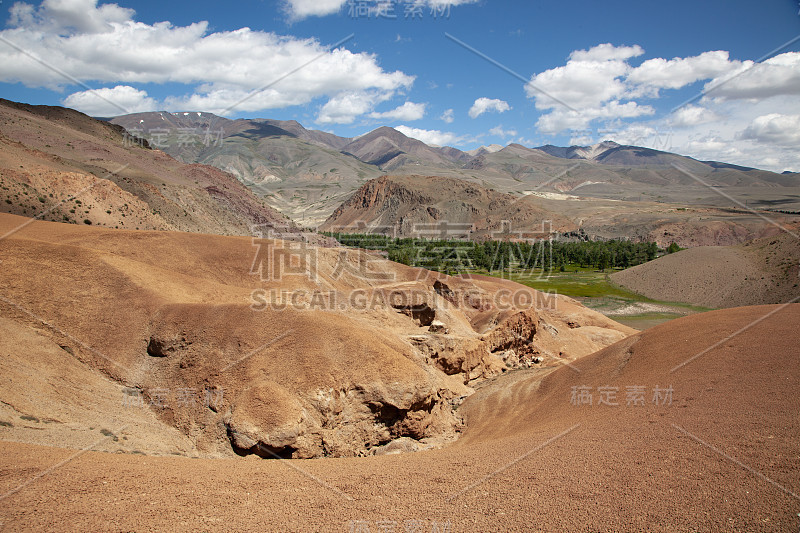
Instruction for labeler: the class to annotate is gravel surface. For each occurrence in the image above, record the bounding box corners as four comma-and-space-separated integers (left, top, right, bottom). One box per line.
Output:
1, 305, 797, 532
611, 231, 800, 308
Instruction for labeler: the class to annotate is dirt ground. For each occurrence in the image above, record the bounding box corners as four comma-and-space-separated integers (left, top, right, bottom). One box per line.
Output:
0, 305, 797, 532
611, 230, 800, 308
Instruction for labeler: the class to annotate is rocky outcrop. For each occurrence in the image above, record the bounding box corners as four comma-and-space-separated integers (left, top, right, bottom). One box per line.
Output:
320, 174, 575, 237
484, 311, 537, 356
147, 337, 185, 358
409, 310, 542, 385
323, 176, 436, 231
428, 320, 448, 334
394, 302, 437, 327
223, 380, 465, 459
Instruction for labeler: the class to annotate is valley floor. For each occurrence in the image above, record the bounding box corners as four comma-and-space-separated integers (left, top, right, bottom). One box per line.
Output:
486, 268, 710, 330
0, 305, 798, 532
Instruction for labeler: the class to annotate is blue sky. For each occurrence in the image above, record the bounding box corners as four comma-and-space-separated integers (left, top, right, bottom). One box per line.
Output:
1, 0, 799, 170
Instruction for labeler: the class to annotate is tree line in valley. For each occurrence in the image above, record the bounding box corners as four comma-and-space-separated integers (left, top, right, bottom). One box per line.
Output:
324, 233, 680, 274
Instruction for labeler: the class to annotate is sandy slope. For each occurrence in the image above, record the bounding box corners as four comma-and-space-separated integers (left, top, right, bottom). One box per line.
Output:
0, 304, 797, 531
0, 99, 293, 236
0, 212, 632, 461
0, 214, 797, 531
611, 230, 800, 308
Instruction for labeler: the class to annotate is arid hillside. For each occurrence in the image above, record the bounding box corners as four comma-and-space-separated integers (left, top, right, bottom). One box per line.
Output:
0, 302, 796, 531
110, 112, 800, 227
322, 174, 799, 246
321, 174, 577, 237
611, 229, 800, 308
0, 99, 294, 236
0, 212, 632, 460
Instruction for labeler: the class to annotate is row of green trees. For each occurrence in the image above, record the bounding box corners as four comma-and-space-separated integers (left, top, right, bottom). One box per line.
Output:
326, 233, 678, 274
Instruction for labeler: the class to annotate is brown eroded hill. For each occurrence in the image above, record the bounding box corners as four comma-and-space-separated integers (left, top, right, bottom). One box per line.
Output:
321, 174, 577, 237
0, 304, 797, 531
611, 229, 800, 308
0, 99, 294, 236
320, 174, 799, 247
0, 212, 632, 460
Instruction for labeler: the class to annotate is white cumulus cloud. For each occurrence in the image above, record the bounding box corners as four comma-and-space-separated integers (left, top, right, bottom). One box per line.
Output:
468, 97, 511, 119
440, 108, 454, 124
282, 0, 349, 19
527, 43, 746, 136
394, 125, 464, 147
489, 125, 517, 138
668, 105, 721, 127
536, 101, 654, 136
569, 43, 644, 63
282, 0, 479, 20
740, 113, 800, 146
369, 101, 426, 121
628, 51, 740, 93
317, 91, 393, 124
703, 52, 800, 101
0, 0, 414, 117
9, 0, 134, 34
62, 85, 158, 116
527, 45, 632, 113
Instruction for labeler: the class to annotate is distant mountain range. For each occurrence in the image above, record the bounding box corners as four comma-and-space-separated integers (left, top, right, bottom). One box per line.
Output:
0, 99, 797, 249
109, 112, 799, 226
